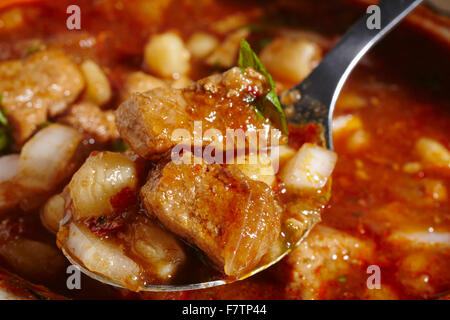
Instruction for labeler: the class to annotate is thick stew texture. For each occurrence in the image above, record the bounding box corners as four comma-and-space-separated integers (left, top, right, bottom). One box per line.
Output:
0, 0, 448, 299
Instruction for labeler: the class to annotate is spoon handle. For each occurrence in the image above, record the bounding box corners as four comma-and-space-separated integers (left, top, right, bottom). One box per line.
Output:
287, 0, 423, 149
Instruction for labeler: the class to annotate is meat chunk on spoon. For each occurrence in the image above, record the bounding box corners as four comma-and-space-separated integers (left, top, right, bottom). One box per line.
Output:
0, 50, 84, 145
116, 67, 278, 159
141, 158, 282, 277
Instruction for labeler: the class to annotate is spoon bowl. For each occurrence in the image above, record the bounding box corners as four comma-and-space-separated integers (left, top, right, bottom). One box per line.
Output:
62, 224, 316, 291
62, 0, 423, 291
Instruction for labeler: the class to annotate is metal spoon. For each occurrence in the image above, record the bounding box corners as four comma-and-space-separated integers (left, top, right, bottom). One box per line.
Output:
64, 0, 423, 291
283, 0, 423, 150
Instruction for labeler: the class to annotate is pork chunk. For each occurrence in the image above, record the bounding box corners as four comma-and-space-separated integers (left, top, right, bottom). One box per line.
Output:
141, 160, 282, 277
116, 67, 274, 159
58, 101, 119, 143
0, 50, 84, 145
284, 225, 376, 299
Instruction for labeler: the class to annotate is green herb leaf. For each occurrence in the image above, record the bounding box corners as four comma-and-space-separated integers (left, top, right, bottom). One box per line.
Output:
258, 37, 273, 50
337, 276, 347, 283
238, 39, 288, 134
112, 139, 129, 152
0, 95, 11, 152
0, 108, 7, 127
24, 42, 41, 56
0, 94, 5, 126
0, 128, 10, 153
38, 120, 53, 129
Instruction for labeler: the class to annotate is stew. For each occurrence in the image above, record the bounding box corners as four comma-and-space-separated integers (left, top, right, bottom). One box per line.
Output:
0, 0, 448, 300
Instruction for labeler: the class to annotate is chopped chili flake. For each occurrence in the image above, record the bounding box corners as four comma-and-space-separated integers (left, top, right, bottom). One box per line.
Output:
110, 187, 136, 213
86, 216, 125, 237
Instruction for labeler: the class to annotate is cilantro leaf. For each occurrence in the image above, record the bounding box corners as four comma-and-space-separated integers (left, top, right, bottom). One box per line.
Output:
0, 128, 9, 152
238, 39, 288, 134
112, 139, 129, 152
37, 120, 53, 129
0, 95, 11, 152
337, 276, 347, 283
0, 108, 6, 127
0, 94, 5, 126
24, 42, 42, 56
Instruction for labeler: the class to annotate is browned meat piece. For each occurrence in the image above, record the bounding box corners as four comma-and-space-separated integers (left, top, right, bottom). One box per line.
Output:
0, 50, 84, 145
283, 225, 376, 300
141, 159, 282, 277
58, 101, 119, 143
116, 67, 274, 159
